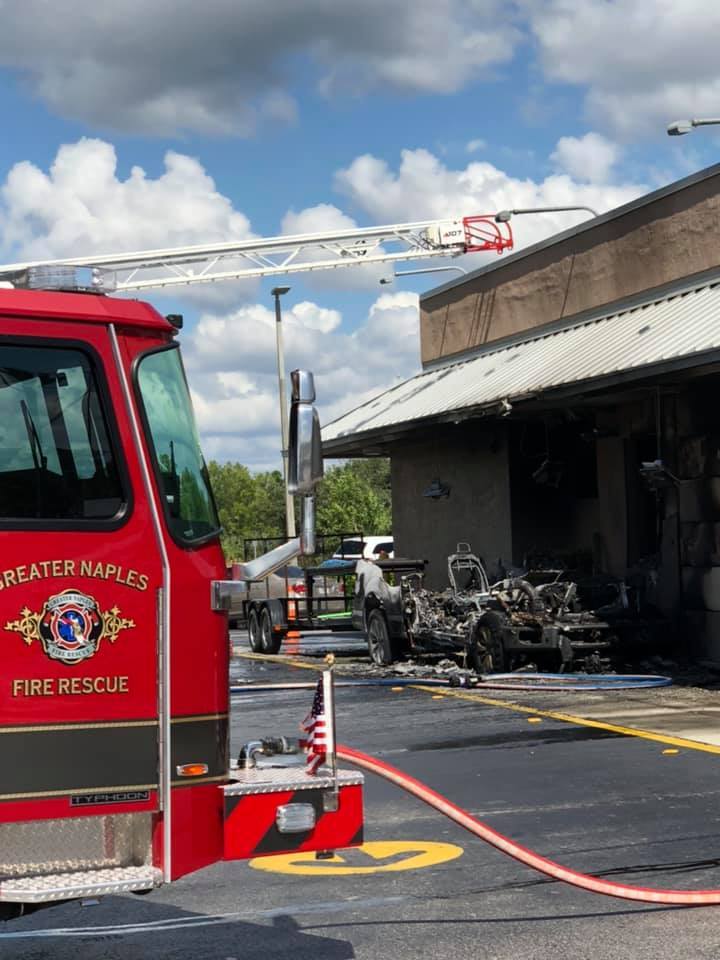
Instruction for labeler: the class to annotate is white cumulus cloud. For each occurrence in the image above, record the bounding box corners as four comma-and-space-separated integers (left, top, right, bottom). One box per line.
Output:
0, 138, 254, 263
185, 292, 421, 467
0, 0, 715, 146
0, 136, 652, 467
0, 0, 520, 136
528, 0, 720, 138
335, 144, 644, 256
550, 132, 620, 184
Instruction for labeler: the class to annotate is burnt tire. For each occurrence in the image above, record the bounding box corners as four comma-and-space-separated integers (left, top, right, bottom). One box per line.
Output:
468, 612, 507, 673
247, 607, 262, 652
259, 606, 281, 655
367, 609, 394, 665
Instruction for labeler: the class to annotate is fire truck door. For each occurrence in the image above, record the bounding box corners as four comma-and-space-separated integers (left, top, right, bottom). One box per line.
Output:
0, 333, 162, 819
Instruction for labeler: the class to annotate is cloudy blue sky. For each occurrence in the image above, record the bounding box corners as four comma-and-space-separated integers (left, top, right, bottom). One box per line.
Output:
0, 0, 717, 468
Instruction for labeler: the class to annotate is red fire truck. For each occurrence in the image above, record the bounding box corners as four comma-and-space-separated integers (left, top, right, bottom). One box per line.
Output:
0, 279, 368, 919
0, 214, 511, 919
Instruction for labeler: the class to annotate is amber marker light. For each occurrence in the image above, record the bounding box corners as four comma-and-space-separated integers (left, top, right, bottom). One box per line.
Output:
176, 763, 209, 777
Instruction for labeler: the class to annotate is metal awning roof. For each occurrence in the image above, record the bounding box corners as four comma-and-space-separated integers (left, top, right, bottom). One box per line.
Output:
323, 277, 720, 453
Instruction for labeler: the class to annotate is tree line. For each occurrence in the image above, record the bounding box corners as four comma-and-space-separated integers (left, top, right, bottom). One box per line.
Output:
207, 458, 392, 560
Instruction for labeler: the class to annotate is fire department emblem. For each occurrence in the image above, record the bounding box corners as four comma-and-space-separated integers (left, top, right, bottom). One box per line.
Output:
5, 589, 134, 665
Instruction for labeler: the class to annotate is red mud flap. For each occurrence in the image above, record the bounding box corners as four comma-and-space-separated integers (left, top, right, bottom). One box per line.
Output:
223, 767, 363, 860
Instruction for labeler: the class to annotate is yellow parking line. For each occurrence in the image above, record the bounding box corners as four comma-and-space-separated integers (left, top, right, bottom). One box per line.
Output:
234, 651, 322, 672
233, 652, 720, 756
413, 686, 720, 756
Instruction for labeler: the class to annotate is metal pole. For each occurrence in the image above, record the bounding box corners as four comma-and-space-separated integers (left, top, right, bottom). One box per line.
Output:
273, 288, 295, 538
323, 654, 339, 811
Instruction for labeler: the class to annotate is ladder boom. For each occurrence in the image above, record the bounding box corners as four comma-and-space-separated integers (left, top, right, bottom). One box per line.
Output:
0, 215, 512, 293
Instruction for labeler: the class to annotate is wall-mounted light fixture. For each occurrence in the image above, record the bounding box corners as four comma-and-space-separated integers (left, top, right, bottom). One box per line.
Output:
639, 459, 681, 491
531, 459, 564, 489
423, 478, 451, 500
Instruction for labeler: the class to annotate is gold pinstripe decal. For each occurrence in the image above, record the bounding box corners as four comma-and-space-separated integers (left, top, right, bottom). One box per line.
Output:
0, 720, 158, 734
0, 712, 228, 735
0, 783, 157, 801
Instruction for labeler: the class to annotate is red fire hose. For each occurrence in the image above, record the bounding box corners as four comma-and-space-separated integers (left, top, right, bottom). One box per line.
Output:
337, 743, 720, 905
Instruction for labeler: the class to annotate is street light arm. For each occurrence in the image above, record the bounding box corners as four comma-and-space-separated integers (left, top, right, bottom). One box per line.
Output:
380, 264, 468, 285
667, 117, 720, 136
503, 205, 599, 219
395, 266, 468, 277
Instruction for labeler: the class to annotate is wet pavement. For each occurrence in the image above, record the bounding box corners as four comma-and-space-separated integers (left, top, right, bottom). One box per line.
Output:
5, 629, 720, 959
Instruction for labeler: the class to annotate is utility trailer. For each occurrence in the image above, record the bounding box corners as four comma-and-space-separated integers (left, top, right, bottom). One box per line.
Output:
245, 563, 357, 654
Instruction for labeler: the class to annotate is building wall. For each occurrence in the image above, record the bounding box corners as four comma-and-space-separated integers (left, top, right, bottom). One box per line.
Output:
390, 422, 511, 589
676, 381, 720, 660
510, 494, 601, 569
387, 376, 720, 660
384, 167, 720, 660
507, 419, 602, 569
421, 170, 720, 365
595, 438, 628, 578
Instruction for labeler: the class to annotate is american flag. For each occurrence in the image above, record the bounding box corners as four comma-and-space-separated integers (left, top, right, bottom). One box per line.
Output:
301, 676, 329, 774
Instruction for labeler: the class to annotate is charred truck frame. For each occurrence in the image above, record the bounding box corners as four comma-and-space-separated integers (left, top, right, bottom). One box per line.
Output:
355, 545, 615, 671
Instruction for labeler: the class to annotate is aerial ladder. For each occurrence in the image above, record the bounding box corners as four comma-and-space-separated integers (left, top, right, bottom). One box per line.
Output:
0, 213, 513, 292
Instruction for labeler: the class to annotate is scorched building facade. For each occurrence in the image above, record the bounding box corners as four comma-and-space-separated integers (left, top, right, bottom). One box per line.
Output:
323, 163, 720, 662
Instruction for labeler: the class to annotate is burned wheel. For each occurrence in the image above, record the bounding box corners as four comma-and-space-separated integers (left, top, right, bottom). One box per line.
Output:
367, 609, 394, 665
468, 612, 507, 673
247, 607, 262, 652
259, 606, 281, 655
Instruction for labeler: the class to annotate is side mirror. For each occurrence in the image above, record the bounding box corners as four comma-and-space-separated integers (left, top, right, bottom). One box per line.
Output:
288, 370, 323, 495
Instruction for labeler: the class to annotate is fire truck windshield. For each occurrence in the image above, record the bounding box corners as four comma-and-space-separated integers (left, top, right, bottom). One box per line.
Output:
136, 345, 219, 545
0, 343, 125, 523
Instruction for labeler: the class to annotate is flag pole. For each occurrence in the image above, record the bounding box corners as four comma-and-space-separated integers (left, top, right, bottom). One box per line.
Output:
323, 653, 339, 811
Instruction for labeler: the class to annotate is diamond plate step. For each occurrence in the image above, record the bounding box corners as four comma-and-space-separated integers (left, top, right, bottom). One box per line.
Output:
0, 865, 163, 903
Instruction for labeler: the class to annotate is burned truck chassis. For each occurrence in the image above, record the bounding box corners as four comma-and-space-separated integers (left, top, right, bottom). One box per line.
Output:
399, 550, 615, 672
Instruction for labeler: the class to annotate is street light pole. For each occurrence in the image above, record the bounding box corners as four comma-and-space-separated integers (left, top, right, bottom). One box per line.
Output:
271, 285, 295, 538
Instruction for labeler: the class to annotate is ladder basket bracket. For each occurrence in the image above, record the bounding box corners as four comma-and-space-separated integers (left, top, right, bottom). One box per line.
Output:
463, 216, 514, 255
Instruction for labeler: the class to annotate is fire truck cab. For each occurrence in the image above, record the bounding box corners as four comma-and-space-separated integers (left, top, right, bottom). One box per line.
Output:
0, 279, 362, 919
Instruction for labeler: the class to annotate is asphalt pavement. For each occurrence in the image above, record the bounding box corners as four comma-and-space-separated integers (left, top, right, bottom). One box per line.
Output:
4, 631, 720, 959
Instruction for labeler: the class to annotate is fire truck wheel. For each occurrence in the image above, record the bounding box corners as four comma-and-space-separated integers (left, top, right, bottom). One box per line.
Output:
248, 607, 263, 652
367, 609, 394, 665
260, 606, 281, 655
469, 612, 507, 673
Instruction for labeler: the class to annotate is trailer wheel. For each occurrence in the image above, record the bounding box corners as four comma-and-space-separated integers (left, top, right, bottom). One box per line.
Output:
247, 607, 262, 652
260, 606, 281, 655
468, 612, 506, 673
367, 609, 394, 665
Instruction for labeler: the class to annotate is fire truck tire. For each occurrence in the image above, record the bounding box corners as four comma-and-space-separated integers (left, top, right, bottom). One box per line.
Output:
367, 609, 394, 665
469, 612, 507, 673
247, 606, 263, 652
260, 606, 282, 655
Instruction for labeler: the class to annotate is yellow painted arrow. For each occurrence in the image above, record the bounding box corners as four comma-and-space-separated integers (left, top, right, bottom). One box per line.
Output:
249, 840, 464, 876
